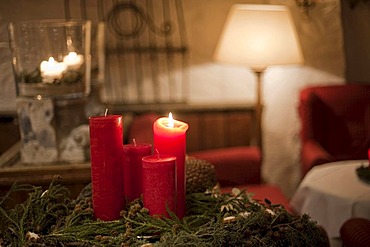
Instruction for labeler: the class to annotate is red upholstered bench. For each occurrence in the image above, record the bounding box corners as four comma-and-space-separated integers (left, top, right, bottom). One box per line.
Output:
189, 146, 261, 186
190, 147, 292, 213
248, 184, 292, 212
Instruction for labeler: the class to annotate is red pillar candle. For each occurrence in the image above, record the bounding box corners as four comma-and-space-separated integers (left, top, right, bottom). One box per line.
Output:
89, 115, 125, 221
153, 113, 189, 219
142, 154, 177, 218
123, 142, 152, 202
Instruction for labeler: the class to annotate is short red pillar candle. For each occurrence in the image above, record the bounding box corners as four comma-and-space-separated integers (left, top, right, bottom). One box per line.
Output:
142, 154, 177, 218
123, 142, 152, 202
89, 115, 125, 221
153, 113, 189, 219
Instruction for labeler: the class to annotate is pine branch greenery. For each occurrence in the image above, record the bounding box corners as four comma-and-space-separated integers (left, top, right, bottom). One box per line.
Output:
0, 180, 329, 246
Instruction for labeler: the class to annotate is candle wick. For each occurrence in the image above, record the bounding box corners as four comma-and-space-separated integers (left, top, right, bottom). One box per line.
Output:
155, 149, 160, 159
133, 138, 137, 146
104, 109, 108, 117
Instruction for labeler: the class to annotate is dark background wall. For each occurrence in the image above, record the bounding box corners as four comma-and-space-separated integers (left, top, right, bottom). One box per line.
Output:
341, 0, 370, 83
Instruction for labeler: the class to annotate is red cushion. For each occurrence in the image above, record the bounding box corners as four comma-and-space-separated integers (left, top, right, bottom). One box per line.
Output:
221, 184, 292, 213
340, 218, 370, 247
190, 146, 261, 186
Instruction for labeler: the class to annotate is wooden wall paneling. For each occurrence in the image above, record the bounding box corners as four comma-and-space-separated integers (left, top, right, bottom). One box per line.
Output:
201, 112, 225, 151
227, 111, 253, 147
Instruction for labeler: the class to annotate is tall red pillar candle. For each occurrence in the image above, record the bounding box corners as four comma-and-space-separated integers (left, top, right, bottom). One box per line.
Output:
89, 115, 125, 221
142, 154, 177, 218
123, 142, 152, 202
153, 113, 189, 219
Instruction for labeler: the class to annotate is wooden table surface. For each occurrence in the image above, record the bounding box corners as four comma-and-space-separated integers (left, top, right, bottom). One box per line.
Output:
0, 142, 91, 202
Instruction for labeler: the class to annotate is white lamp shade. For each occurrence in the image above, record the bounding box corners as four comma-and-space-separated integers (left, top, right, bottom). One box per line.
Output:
214, 4, 304, 71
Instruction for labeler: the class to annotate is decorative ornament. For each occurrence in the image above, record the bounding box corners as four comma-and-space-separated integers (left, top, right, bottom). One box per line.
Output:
356, 165, 370, 184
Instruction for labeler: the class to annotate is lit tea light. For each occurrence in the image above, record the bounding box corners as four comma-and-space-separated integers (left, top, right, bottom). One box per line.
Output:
63, 52, 84, 70
40, 57, 67, 83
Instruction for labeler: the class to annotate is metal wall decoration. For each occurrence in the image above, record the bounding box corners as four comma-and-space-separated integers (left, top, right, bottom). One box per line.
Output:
295, 0, 316, 18
64, 0, 189, 105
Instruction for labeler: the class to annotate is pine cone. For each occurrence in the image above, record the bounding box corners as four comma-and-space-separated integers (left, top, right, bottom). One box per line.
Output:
186, 157, 217, 194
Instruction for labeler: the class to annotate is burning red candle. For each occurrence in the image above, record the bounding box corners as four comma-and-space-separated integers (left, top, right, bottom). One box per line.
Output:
123, 141, 152, 202
142, 154, 177, 218
153, 113, 189, 218
89, 114, 125, 221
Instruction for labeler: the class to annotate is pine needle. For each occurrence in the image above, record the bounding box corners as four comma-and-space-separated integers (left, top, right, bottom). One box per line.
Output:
0, 180, 329, 247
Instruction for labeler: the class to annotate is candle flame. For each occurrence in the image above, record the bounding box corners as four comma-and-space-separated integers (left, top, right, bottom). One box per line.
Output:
68, 51, 78, 59
168, 112, 174, 128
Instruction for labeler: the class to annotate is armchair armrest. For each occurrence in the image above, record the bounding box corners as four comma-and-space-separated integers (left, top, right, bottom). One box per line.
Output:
301, 139, 334, 178
189, 146, 261, 187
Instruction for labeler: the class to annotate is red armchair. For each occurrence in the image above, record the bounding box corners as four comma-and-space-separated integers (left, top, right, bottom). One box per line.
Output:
127, 112, 291, 211
298, 84, 370, 178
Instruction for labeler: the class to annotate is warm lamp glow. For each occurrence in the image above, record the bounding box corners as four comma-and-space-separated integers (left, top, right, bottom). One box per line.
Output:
214, 4, 304, 71
214, 4, 304, 150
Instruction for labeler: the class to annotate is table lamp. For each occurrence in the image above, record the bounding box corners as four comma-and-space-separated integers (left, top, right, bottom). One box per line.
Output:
214, 4, 304, 150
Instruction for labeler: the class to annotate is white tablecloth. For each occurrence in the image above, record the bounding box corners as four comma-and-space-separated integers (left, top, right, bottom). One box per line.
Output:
290, 160, 370, 238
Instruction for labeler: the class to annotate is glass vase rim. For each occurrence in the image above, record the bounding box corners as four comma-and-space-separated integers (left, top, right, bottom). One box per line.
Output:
9, 19, 91, 27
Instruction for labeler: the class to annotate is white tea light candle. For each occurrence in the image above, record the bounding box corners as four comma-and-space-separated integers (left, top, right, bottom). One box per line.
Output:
63, 52, 84, 70
40, 57, 67, 83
